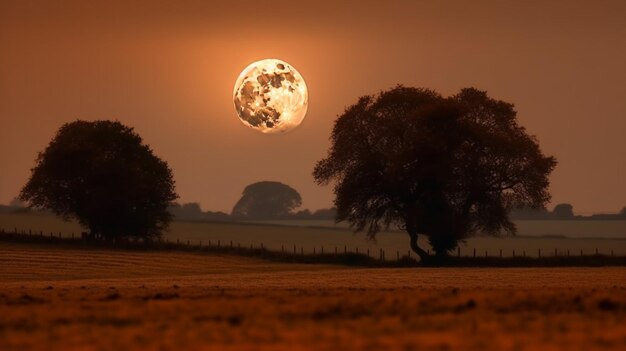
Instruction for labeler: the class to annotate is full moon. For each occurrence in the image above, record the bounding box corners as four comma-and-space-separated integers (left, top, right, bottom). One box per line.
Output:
233, 59, 308, 133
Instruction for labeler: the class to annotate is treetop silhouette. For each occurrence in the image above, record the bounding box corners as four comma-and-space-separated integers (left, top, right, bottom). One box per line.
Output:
19, 120, 178, 241
314, 86, 557, 260
232, 181, 302, 219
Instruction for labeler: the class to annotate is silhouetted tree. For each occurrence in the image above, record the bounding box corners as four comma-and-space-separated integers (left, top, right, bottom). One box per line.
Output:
169, 202, 204, 220
552, 203, 574, 219
314, 86, 556, 260
231, 181, 302, 219
19, 120, 178, 241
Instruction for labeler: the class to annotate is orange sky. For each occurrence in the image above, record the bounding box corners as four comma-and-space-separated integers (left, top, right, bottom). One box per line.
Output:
1, 0, 625, 214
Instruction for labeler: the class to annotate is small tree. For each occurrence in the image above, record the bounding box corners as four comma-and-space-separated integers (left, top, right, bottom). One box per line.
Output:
552, 203, 574, 219
314, 86, 556, 260
20, 120, 178, 241
231, 181, 302, 219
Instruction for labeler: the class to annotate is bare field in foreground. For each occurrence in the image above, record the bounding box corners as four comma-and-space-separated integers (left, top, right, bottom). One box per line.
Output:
1, 242, 625, 350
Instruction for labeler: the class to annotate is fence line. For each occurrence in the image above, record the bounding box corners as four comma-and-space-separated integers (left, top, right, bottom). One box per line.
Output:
0, 227, 620, 262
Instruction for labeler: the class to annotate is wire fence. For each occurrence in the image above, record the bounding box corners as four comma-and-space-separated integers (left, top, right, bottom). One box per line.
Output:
1, 227, 621, 264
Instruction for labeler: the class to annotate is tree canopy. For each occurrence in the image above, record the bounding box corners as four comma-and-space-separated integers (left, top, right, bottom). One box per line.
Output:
19, 120, 178, 241
314, 86, 557, 260
231, 181, 302, 219
552, 203, 574, 219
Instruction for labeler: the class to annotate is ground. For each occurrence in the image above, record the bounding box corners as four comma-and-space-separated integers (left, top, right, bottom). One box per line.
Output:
1, 241, 625, 350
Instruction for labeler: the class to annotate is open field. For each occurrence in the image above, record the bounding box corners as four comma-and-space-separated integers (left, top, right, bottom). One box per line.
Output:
250, 219, 626, 239
1, 241, 626, 350
2, 212, 626, 258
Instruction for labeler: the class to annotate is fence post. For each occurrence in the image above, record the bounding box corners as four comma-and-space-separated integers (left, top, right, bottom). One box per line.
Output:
294, 245, 297, 254
397, 251, 400, 260
567, 250, 569, 257
335, 247, 337, 255
230, 240, 233, 248
281, 245, 284, 253
344, 246, 347, 254
321, 247, 324, 254
499, 249, 502, 257
473, 248, 476, 258
59, 232, 62, 238
457, 247, 461, 257
301, 247, 303, 255
407, 250, 410, 259
313, 247, 316, 255
485, 250, 487, 258
379, 248, 383, 260
199, 240, 202, 247
218, 240, 221, 248
538, 249, 541, 258
595, 248, 598, 255
554, 248, 557, 257
512, 250, 515, 257
367, 248, 370, 257
187, 240, 190, 246
208, 240, 211, 248
356, 247, 359, 254
580, 249, 583, 256
523, 250, 526, 257
611, 250, 614, 257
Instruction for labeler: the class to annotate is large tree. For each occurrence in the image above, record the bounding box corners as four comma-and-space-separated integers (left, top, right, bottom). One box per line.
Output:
231, 181, 302, 219
314, 86, 556, 260
20, 120, 178, 241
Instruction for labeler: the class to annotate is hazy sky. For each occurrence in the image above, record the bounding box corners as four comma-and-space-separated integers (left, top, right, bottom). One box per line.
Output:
1, 0, 625, 214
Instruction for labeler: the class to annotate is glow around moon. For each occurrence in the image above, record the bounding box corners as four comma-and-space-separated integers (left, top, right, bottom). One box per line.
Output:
233, 59, 308, 133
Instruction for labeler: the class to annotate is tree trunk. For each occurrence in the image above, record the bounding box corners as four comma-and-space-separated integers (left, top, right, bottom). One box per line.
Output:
407, 228, 429, 262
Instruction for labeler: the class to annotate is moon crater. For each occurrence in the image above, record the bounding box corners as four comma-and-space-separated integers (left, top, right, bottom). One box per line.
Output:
233, 59, 308, 133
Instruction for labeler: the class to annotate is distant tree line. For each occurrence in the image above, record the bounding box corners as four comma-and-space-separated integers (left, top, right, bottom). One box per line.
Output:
167, 185, 331, 223
5, 192, 625, 222
168, 203, 337, 222
1, 179, 336, 221
510, 203, 626, 220
0, 199, 32, 214
169, 181, 336, 222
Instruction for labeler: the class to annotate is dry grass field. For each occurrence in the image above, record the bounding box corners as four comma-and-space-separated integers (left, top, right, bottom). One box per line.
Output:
1, 241, 625, 351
